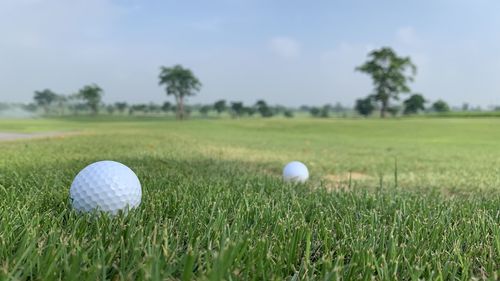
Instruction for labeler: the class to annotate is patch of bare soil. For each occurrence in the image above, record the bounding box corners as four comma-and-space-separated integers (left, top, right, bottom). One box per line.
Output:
324, 172, 371, 182
321, 172, 372, 191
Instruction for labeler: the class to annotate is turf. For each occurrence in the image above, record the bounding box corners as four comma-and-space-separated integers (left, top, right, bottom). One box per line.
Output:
0, 117, 499, 280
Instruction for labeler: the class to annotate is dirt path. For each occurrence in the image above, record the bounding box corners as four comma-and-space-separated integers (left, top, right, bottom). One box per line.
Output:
0, 132, 79, 142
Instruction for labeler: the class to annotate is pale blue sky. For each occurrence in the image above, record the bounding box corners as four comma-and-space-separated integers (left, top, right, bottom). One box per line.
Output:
1, 0, 499, 107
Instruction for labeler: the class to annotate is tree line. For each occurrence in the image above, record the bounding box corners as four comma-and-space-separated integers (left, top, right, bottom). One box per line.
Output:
27, 92, 351, 118
20, 47, 460, 119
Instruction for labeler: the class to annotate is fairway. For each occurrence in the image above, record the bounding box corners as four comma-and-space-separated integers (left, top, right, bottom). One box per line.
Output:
0, 118, 499, 280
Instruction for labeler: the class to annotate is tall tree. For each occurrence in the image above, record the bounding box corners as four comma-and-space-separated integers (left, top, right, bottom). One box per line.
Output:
403, 94, 426, 115
159, 65, 201, 120
356, 47, 416, 117
33, 89, 58, 114
78, 84, 103, 115
213, 100, 227, 116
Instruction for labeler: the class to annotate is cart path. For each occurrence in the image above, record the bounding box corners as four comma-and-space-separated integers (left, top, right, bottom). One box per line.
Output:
0, 131, 81, 142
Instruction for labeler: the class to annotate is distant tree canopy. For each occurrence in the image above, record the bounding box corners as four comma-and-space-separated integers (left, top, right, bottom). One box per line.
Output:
78, 84, 103, 114
243, 106, 256, 116
320, 105, 330, 118
309, 105, 330, 118
115, 102, 128, 113
255, 100, 273, 117
213, 100, 227, 115
355, 97, 375, 117
356, 47, 417, 118
162, 101, 173, 113
230, 102, 244, 118
403, 94, 426, 115
199, 105, 212, 116
159, 65, 201, 120
309, 107, 321, 117
432, 100, 450, 113
34, 89, 58, 114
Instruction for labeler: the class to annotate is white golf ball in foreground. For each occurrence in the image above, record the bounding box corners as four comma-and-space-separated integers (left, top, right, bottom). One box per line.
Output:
69, 161, 142, 215
283, 161, 309, 183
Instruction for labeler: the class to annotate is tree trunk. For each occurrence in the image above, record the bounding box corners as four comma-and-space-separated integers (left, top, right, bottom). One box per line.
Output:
180, 96, 184, 120
380, 100, 387, 118
176, 96, 184, 120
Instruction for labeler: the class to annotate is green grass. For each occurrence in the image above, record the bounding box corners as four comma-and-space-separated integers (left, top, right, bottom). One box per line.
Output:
0, 117, 499, 280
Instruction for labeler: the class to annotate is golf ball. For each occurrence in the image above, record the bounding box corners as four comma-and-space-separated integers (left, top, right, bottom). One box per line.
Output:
69, 161, 142, 215
283, 161, 309, 183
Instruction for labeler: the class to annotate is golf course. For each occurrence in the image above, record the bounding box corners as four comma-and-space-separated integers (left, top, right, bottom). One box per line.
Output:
0, 117, 498, 280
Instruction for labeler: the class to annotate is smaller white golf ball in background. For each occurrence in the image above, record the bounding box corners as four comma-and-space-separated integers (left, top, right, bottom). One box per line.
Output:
69, 161, 142, 215
283, 161, 309, 183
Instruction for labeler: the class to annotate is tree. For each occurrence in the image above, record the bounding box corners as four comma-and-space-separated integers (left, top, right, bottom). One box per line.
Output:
355, 97, 375, 117
284, 110, 294, 118
255, 100, 273, 117
243, 106, 257, 116
34, 89, 58, 114
230, 102, 245, 118
403, 94, 426, 115
320, 105, 330, 118
162, 102, 173, 114
432, 100, 450, 113
309, 107, 321, 117
213, 100, 227, 116
159, 65, 201, 120
356, 47, 417, 117
115, 102, 128, 114
129, 104, 148, 115
78, 84, 103, 115
199, 105, 212, 117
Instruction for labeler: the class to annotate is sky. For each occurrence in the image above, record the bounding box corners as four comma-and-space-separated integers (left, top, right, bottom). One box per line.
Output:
1, 0, 500, 107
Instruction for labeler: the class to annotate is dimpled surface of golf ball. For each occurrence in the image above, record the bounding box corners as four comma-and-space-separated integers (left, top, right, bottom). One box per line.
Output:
69, 161, 142, 215
283, 161, 309, 183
